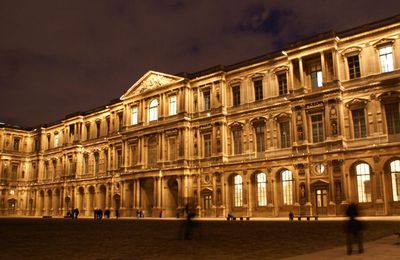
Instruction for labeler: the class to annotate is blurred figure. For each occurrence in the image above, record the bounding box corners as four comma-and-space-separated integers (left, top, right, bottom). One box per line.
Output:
288, 211, 294, 221
345, 203, 364, 255
183, 204, 195, 240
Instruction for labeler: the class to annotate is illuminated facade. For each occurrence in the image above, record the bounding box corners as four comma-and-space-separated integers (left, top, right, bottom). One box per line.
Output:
1, 15, 400, 218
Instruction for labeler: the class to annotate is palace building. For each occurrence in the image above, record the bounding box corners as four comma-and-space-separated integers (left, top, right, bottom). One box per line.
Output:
1, 15, 400, 218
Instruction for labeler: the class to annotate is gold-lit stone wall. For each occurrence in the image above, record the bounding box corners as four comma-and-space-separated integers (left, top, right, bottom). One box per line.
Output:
1, 16, 400, 217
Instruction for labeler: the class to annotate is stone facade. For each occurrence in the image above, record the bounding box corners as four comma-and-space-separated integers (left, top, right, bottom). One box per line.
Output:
1, 15, 400, 218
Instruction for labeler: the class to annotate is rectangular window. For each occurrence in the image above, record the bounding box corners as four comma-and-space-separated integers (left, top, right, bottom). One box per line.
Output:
385, 103, 400, 134
347, 55, 361, 79
278, 73, 288, 95
13, 138, 20, 151
255, 124, 265, 153
117, 112, 123, 131
379, 46, 394, 73
352, 109, 366, 138
232, 128, 242, 154
203, 91, 211, 111
232, 86, 240, 106
96, 121, 101, 138
47, 135, 51, 149
311, 114, 324, 143
254, 80, 263, 101
84, 155, 89, 174
203, 134, 211, 158
169, 95, 177, 116
94, 153, 99, 174
310, 64, 323, 87
86, 124, 90, 140
280, 121, 291, 148
169, 137, 176, 160
131, 106, 138, 125
11, 164, 18, 180
54, 133, 59, 147
117, 149, 122, 168
131, 145, 138, 166
106, 116, 110, 134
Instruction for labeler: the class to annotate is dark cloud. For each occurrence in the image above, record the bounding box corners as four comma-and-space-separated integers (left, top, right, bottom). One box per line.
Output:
0, 0, 398, 126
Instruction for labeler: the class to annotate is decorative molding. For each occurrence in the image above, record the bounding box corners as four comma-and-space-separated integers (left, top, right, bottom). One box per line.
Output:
340, 46, 362, 57
345, 98, 369, 108
372, 38, 395, 48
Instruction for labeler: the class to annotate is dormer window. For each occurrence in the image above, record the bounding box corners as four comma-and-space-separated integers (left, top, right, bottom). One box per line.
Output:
149, 99, 158, 121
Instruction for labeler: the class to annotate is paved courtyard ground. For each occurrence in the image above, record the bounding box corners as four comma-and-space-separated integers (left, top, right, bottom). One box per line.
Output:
0, 217, 399, 259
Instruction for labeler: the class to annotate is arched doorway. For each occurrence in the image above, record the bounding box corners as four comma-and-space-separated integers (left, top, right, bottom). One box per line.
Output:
99, 185, 106, 210
8, 199, 17, 215
140, 178, 154, 217
164, 177, 179, 217
38, 190, 45, 216
77, 187, 84, 213
46, 190, 53, 215
88, 186, 96, 215
54, 189, 61, 216
113, 194, 121, 217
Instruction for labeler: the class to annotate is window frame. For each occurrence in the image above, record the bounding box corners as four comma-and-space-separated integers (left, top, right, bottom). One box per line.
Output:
311, 113, 324, 143
351, 108, 367, 138
254, 79, 263, 101
379, 45, 394, 73
390, 160, 400, 202
355, 163, 372, 203
169, 95, 177, 116
256, 172, 267, 206
280, 121, 291, 148
347, 54, 361, 79
131, 105, 138, 125
277, 73, 288, 96
232, 85, 241, 106
281, 169, 293, 205
149, 99, 159, 122
234, 174, 243, 207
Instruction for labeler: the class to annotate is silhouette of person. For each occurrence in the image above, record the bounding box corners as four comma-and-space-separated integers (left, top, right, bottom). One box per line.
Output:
115, 209, 119, 219
184, 204, 195, 240
74, 208, 79, 219
345, 203, 364, 255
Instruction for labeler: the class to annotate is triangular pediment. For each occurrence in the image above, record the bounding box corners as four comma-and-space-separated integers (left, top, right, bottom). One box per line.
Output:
120, 71, 184, 100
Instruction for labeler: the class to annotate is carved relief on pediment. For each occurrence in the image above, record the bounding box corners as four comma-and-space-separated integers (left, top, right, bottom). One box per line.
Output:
345, 98, 369, 108
134, 74, 176, 95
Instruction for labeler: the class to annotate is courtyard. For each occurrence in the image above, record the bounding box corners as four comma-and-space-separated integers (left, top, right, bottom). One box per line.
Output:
1, 217, 399, 259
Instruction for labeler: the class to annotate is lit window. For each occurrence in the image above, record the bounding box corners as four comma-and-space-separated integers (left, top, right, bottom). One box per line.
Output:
310, 64, 323, 87
385, 103, 400, 134
278, 73, 288, 95
232, 86, 240, 106
254, 80, 263, 101
149, 99, 158, 121
379, 46, 394, 73
257, 172, 267, 206
352, 109, 366, 138
347, 55, 361, 79
169, 95, 177, 116
234, 175, 243, 207
131, 106, 138, 125
281, 170, 293, 205
54, 133, 59, 148
311, 114, 324, 143
390, 160, 400, 202
356, 163, 371, 203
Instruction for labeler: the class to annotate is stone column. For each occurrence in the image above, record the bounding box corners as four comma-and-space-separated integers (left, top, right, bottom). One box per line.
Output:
299, 58, 304, 88
320, 52, 326, 84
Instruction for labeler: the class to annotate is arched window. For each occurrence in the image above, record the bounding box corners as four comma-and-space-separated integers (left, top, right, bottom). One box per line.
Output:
281, 170, 293, 205
356, 163, 371, 203
257, 172, 267, 206
390, 160, 400, 201
149, 99, 158, 121
234, 175, 243, 207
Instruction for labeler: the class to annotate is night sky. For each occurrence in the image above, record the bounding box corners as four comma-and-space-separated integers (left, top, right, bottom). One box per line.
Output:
1, 0, 399, 127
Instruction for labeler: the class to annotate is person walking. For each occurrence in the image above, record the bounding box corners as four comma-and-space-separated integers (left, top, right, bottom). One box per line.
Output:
345, 203, 364, 255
